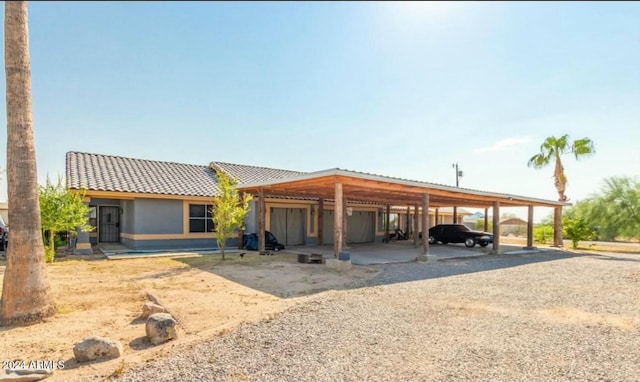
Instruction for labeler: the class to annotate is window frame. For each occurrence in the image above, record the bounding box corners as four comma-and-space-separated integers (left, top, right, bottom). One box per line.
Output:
188, 203, 215, 233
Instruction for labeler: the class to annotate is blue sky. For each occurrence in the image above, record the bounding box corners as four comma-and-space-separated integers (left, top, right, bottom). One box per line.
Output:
1, 1, 639, 221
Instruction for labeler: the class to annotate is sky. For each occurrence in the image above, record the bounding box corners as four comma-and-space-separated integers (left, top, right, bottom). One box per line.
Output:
0, 1, 639, 222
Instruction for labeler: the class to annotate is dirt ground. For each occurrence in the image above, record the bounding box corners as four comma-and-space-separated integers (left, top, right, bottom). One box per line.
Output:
0, 251, 380, 381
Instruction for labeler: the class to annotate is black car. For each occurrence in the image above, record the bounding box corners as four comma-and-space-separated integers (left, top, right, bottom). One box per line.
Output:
426, 224, 493, 248
243, 231, 285, 252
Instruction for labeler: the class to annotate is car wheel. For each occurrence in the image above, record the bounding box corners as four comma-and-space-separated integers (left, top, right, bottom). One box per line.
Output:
428, 236, 436, 244
274, 247, 280, 252
479, 242, 489, 248
464, 238, 476, 248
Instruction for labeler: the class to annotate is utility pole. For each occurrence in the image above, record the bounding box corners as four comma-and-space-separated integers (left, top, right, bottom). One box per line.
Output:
452, 163, 463, 223
452, 162, 463, 187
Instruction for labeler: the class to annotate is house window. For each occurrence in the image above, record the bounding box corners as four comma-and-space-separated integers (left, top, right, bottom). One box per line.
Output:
189, 204, 215, 233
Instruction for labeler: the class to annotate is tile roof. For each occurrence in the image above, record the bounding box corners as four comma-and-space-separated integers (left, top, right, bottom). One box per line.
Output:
66, 152, 220, 197
210, 161, 305, 184
65, 152, 306, 197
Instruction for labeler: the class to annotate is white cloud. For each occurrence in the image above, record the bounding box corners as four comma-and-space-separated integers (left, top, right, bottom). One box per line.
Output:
473, 136, 532, 153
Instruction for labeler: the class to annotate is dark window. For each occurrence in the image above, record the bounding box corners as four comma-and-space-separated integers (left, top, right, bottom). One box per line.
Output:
189, 204, 214, 233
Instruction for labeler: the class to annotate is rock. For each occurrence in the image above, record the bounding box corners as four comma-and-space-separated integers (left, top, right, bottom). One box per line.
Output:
73, 336, 123, 362
0, 369, 52, 382
142, 301, 167, 319
146, 313, 178, 345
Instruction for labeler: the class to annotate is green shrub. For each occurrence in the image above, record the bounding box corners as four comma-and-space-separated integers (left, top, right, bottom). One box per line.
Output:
563, 216, 595, 249
533, 224, 554, 244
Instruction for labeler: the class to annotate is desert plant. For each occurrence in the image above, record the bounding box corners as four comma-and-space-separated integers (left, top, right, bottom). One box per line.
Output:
39, 176, 93, 263
562, 215, 595, 249
211, 171, 252, 260
533, 224, 554, 244
528, 134, 595, 202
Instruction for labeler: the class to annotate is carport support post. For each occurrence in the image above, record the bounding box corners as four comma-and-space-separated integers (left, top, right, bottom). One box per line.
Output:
492, 201, 500, 253
384, 205, 390, 242
484, 208, 488, 232
525, 205, 535, 249
318, 198, 324, 245
413, 204, 419, 247
238, 192, 246, 249
342, 197, 348, 247
553, 206, 563, 247
417, 193, 434, 262
258, 189, 266, 254
406, 206, 411, 238
453, 206, 458, 224
334, 183, 343, 258
435, 208, 439, 225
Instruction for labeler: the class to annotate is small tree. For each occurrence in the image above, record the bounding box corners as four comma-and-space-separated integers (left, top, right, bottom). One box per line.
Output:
39, 176, 93, 262
211, 172, 252, 260
562, 216, 595, 249
533, 224, 554, 244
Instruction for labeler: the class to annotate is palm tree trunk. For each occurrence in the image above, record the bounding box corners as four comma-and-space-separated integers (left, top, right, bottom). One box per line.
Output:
1, 1, 55, 325
553, 155, 567, 202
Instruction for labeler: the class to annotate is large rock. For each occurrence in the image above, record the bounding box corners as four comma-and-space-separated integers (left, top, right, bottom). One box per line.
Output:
0, 368, 53, 382
141, 301, 166, 319
73, 336, 123, 362
145, 313, 178, 345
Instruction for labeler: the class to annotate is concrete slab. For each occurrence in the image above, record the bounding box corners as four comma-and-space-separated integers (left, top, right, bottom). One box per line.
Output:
284, 242, 544, 265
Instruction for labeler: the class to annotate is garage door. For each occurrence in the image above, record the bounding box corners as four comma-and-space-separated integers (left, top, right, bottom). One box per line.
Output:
347, 211, 375, 243
270, 208, 306, 246
322, 210, 334, 245
321, 210, 375, 245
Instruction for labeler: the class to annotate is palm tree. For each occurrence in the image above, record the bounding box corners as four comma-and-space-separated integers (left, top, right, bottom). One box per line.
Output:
1, 1, 55, 325
527, 134, 595, 202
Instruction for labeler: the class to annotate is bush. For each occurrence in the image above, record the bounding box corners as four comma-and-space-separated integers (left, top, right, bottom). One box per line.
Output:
533, 224, 554, 244
563, 216, 595, 249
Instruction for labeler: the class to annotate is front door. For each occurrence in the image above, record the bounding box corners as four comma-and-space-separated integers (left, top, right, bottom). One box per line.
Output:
99, 206, 120, 243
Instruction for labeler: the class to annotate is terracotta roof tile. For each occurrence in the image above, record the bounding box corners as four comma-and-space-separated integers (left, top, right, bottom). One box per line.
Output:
210, 161, 305, 184
65, 152, 305, 197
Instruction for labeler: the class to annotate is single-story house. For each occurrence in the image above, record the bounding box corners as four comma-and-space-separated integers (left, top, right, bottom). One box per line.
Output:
500, 217, 529, 236
66, 151, 569, 255
0, 202, 8, 224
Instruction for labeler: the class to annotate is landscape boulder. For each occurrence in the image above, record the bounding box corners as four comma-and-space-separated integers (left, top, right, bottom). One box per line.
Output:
141, 301, 166, 319
73, 336, 123, 362
145, 313, 178, 345
0, 368, 53, 382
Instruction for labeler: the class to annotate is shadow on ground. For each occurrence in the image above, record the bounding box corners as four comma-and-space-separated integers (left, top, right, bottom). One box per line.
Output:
171, 246, 603, 299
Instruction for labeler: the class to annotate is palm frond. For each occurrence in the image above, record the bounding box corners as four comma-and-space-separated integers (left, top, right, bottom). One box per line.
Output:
572, 137, 595, 159
527, 153, 550, 169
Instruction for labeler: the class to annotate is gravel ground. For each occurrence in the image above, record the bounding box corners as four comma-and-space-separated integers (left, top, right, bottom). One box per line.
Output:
114, 250, 640, 382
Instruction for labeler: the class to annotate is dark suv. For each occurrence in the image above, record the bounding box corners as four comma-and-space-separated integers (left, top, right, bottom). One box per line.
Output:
426, 224, 493, 248
243, 231, 285, 252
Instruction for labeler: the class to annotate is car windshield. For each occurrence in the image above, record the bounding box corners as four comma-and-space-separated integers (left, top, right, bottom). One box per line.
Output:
453, 225, 470, 231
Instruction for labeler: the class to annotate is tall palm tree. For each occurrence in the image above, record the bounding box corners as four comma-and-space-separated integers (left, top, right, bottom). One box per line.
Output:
1, 1, 55, 325
527, 134, 595, 202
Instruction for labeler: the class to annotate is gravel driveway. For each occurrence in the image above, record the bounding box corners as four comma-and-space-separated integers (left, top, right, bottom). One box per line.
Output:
115, 250, 640, 382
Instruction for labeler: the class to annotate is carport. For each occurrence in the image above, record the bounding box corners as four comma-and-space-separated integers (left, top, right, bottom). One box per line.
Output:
238, 168, 569, 260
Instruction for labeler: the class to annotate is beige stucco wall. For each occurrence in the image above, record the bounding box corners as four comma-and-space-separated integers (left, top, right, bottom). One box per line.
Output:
0, 202, 7, 224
